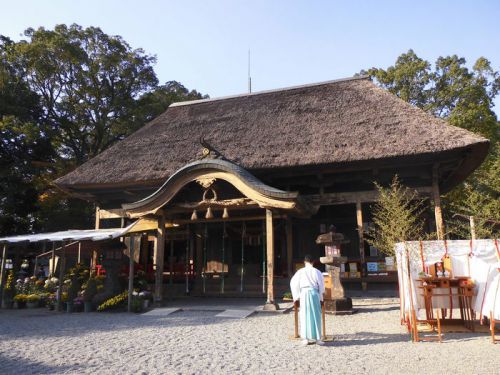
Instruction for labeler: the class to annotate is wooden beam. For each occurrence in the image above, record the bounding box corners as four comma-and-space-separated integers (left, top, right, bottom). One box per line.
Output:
432, 165, 445, 240
154, 215, 166, 303
263, 209, 278, 310
286, 217, 293, 278
356, 200, 367, 291
98, 208, 127, 219
308, 187, 432, 206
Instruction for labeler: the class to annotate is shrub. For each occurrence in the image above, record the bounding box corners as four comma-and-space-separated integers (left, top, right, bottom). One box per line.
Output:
130, 297, 143, 313
97, 291, 128, 312
82, 277, 98, 302
26, 294, 41, 303
13, 294, 27, 302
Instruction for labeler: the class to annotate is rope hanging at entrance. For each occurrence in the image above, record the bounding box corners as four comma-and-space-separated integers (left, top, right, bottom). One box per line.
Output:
240, 221, 246, 293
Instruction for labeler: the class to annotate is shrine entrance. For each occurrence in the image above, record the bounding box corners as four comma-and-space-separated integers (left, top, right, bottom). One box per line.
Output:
121, 158, 314, 309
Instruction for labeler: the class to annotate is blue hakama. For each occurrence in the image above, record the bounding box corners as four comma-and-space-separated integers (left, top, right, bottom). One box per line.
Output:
299, 287, 322, 340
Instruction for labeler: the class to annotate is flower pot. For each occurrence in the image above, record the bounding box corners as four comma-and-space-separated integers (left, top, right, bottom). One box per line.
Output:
66, 302, 74, 313
142, 300, 150, 309
27, 302, 38, 309
47, 304, 55, 311
15, 301, 26, 309
1, 299, 13, 309
84, 301, 93, 313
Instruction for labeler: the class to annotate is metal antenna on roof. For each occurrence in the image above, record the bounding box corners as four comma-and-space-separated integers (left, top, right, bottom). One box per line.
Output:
248, 49, 252, 93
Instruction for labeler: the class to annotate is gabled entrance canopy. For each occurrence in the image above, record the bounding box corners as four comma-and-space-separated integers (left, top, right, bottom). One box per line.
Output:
122, 159, 313, 218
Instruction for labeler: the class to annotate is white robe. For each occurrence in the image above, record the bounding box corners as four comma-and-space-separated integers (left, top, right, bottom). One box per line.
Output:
290, 263, 325, 302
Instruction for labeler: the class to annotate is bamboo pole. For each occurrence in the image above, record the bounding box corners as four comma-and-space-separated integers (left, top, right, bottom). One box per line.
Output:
469, 216, 476, 240
127, 236, 135, 313
50, 242, 56, 277
432, 165, 445, 240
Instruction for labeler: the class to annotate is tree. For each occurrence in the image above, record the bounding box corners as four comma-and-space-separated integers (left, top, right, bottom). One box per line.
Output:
8, 24, 158, 163
367, 177, 426, 256
132, 80, 208, 126
0, 25, 208, 234
362, 51, 500, 239
0, 36, 54, 235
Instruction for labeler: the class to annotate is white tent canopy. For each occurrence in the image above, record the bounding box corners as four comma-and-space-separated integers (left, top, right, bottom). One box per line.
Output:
396, 239, 500, 322
0, 221, 139, 244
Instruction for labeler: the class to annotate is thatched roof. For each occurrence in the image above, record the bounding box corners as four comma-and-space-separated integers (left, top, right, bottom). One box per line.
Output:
55, 76, 489, 189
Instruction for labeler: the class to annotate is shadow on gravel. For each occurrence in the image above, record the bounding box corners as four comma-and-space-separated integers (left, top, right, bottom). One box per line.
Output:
354, 306, 400, 314
330, 331, 409, 346
0, 310, 235, 340
0, 353, 82, 374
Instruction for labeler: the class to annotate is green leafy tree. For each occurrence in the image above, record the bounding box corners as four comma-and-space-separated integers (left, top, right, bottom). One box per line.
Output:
8, 24, 159, 163
367, 177, 426, 256
0, 36, 55, 235
1, 25, 208, 234
362, 51, 500, 238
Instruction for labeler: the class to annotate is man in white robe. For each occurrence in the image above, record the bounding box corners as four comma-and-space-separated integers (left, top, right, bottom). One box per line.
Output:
290, 255, 325, 345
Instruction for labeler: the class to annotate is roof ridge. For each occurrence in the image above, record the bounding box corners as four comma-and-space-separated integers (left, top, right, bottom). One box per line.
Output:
169, 75, 370, 107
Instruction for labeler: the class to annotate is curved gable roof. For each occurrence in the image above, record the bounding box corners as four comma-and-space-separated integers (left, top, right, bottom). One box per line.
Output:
55, 76, 489, 188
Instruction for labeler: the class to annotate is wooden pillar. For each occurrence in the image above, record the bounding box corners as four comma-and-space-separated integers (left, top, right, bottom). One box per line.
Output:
469, 216, 476, 240
154, 215, 166, 303
57, 242, 66, 311
92, 206, 100, 269
432, 165, 445, 240
0, 244, 7, 305
264, 209, 278, 310
127, 235, 135, 313
356, 200, 367, 291
286, 216, 293, 278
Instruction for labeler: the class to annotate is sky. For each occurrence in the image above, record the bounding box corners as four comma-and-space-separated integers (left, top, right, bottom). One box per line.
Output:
1, 0, 500, 110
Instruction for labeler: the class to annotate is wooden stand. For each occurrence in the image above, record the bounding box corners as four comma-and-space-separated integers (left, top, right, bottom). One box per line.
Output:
491, 311, 499, 344
293, 300, 326, 340
410, 307, 442, 343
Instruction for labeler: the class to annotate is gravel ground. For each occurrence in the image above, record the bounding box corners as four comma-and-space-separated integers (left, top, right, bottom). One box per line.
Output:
0, 299, 497, 375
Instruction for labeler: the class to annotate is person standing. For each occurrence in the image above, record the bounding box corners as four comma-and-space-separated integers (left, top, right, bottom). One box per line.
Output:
290, 255, 325, 345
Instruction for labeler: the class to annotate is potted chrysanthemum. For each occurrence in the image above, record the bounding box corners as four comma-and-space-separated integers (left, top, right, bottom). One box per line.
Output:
26, 294, 40, 308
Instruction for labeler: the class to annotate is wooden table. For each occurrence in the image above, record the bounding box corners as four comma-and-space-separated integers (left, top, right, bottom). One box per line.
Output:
416, 277, 476, 331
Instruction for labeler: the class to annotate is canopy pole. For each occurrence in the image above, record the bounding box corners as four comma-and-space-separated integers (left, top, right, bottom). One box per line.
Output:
0, 244, 7, 305
77, 242, 81, 264
50, 242, 56, 277
127, 235, 135, 313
